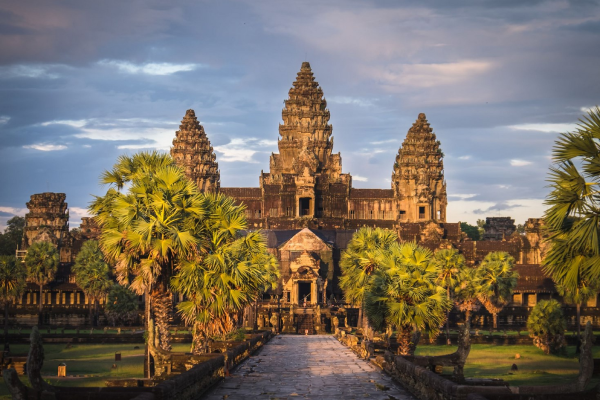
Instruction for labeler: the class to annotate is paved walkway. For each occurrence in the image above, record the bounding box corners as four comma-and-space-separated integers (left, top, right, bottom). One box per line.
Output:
201, 335, 415, 400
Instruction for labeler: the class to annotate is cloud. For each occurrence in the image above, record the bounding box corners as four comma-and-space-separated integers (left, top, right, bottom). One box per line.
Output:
328, 96, 374, 107
0, 64, 63, 79
97, 60, 203, 76
473, 202, 521, 214
368, 60, 493, 90
214, 138, 258, 163
353, 175, 368, 182
510, 159, 532, 167
23, 143, 67, 151
509, 123, 578, 133
41, 119, 88, 128
0, 116, 10, 125
60, 118, 178, 150
370, 139, 398, 145
458, 155, 471, 160
448, 193, 477, 200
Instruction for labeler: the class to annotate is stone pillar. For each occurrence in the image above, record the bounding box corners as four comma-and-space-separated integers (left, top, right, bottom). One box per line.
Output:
311, 280, 317, 305
291, 282, 297, 305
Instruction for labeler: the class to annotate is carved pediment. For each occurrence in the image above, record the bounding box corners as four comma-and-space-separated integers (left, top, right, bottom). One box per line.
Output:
279, 228, 331, 252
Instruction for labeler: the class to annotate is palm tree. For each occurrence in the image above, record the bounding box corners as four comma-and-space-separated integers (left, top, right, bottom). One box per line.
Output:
543, 107, 600, 338
72, 240, 112, 327
433, 248, 466, 342
453, 267, 482, 323
365, 242, 451, 355
24, 241, 59, 325
527, 299, 567, 354
0, 255, 26, 344
171, 193, 279, 353
339, 227, 398, 330
555, 276, 597, 338
476, 251, 519, 330
90, 151, 206, 353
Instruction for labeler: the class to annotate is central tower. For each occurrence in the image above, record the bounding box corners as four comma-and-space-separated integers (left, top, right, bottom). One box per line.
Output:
261, 62, 350, 222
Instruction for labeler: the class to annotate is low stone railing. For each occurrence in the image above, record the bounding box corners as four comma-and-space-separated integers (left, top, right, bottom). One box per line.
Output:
336, 323, 599, 400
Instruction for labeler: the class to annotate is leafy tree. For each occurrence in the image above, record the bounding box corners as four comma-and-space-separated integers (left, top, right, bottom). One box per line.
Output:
72, 240, 112, 327
0, 255, 26, 343
460, 222, 480, 241
515, 224, 525, 234
105, 284, 140, 326
0, 216, 26, 256
24, 241, 59, 325
476, 219, 486, 237
543, 106, 600, 338
172, 199, 279, 353
90, 151, 205, 352
433, 248, 466, 340
453, 267, 482, 322
527, 299, 567, 354
365, 242, 451, 355
339, 227, 398, 330
476, 251, 519, 330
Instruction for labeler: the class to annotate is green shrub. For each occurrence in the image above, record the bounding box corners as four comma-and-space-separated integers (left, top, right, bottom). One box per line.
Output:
527, 299, 566, 354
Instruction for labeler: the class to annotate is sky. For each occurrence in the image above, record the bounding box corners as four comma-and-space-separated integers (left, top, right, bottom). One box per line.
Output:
1, 0, 599, 230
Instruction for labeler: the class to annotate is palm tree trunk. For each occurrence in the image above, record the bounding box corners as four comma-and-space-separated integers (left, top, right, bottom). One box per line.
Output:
89, 297, 94, 327
357, 306, 363, 329
576, 303, 581, 338
145, 290, 151, 379
465, 309, 471, 324
94, 299, 99, 327
4, 300, 9, 345
446, 287, 451, 344
38, 284, 43, 326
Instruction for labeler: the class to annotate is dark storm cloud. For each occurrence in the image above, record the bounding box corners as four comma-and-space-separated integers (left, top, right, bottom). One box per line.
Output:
0, 0, 599, 227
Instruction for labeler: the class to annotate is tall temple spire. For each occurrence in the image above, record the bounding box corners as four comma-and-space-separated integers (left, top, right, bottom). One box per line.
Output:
268, 62, 341, 179
392, 113, 447, 222
171, 109, 220, 192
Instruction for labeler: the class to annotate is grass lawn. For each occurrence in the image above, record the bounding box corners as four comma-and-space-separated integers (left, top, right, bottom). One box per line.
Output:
0, 343, 154, 400
415, 344, 600, 387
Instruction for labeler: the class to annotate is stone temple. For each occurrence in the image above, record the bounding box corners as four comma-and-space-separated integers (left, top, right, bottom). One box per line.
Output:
10, 62, 595, 331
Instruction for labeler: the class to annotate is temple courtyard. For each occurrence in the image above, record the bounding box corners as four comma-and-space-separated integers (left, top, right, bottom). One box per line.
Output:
201, 335, 415, 400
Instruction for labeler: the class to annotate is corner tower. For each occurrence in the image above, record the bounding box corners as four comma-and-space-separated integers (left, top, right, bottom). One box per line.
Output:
171, 109, 220, 192
392, 113, 447, 222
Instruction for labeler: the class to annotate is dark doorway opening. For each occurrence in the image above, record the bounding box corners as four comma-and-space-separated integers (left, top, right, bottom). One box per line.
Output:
299, 197, 311, 216
419, 206, 426, 219
298, 281, 311, 305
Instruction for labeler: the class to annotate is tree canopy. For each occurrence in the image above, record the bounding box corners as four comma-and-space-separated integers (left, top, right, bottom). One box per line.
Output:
460, 222, 480, 241
0, 216, 25, 256
364, 242, 451, 355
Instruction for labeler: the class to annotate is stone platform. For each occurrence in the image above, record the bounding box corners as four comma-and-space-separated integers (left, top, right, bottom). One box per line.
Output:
201, 335, 415, 400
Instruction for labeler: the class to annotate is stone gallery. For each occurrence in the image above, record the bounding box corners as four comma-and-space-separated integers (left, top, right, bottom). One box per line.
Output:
10, 62, 590, 331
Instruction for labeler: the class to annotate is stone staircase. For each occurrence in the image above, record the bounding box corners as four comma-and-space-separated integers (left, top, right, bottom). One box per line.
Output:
296, 314, 314, 334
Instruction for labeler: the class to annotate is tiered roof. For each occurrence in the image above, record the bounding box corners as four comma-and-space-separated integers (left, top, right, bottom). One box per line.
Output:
269, 62, 339, 177
171, 109, 220, 192
392, 113, 446, 198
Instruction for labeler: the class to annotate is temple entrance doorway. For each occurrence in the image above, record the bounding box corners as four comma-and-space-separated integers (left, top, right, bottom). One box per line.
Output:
299, 197, 311, 216
298, 281, 311, 306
